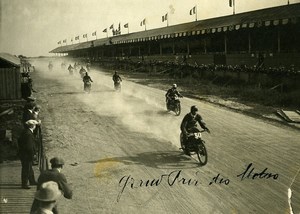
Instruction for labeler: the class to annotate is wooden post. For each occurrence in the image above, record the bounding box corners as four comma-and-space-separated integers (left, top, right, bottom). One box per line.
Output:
248, 32, 251, 53
224, 34, 227, 54
277, 28, 281, 53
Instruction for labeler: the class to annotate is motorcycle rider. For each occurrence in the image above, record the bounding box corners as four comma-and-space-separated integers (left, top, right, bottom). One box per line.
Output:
180, 105, 210, 154
68, 64, 74, 75
83, 72, 93, 92
112, 71, 122, 88
165, 84, 183, 109
79, 66, 86, 79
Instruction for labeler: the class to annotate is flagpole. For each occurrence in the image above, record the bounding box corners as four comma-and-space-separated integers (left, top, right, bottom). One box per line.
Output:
167, 13, 169, 27
233, 0, 235, 15
128, 26, 129, 34
196, 5, 198, 21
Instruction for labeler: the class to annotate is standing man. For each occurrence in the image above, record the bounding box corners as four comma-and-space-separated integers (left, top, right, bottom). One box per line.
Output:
18, 120, 38, 189
30, 157, 73, 214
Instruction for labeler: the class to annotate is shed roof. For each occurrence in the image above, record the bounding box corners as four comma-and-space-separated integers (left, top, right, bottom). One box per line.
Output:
0, 53, 21, 67
50, 3, 300, 53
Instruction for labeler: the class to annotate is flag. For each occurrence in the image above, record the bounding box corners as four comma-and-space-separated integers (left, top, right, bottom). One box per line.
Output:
229, 0, 233, 7
109, 24, 114, 29
63, 39, 66, 43
58, 41, 61, 44
92, 31, 96, 36
190, 6, 196, 15
140, 18, 146, 26
75, 36, 79, 40
118, 23, 121, 31
83, 34, 87, 38
124, 23, 129, 28
162, 13, 168, 22
103, 28, 107, 33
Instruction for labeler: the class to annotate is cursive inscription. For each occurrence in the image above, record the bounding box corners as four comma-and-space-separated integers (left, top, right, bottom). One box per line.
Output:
117, 170, 199, 202
237, 163, 279, 181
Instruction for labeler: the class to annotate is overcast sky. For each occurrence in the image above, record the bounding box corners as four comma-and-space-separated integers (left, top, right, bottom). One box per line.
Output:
0, 0, 299, 57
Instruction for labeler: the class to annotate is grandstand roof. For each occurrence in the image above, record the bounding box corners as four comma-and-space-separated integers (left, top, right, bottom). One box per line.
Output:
0, 53, 21, 67
50, 3, 300, 54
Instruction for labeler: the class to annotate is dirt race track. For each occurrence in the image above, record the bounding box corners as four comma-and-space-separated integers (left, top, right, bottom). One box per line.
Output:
28, 58, 299, 214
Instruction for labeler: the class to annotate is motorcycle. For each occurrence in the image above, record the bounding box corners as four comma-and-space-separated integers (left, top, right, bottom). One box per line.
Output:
166, 96, 181, 116
114, 80, 121, 92
84, 81, 91, 93
48, 63, 53, 71
180, 128, 208, 166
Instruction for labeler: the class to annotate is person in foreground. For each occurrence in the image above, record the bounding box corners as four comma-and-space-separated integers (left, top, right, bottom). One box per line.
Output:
30, 157, 73, 214
31, 181, 62, 214
18, 120, 39, 189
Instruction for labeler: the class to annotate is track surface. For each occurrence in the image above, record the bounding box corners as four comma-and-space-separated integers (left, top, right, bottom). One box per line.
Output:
29, 59, 300, 214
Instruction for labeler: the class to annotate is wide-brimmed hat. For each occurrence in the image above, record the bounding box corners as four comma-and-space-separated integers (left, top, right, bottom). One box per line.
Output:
50, 157, 65, 166
35, 181, 62, 202
25, 120, 39, 125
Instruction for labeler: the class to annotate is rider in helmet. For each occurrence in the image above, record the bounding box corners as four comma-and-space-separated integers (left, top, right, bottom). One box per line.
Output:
79, 66, 86, 78
180, 105, 210, 149
165, 84, 183, 109
112, 71, 122, 84
83, 72, 93, 84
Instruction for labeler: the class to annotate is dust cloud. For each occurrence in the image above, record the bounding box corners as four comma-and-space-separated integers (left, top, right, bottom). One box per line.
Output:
29, 57, 184, 146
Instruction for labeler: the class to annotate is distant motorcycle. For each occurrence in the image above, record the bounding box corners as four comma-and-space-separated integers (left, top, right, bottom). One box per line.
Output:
84, 81, 91, 93
114, 80, 121, 92
166, 95, 181, 116
180, 128, 208, 166
48, 63, 53, 71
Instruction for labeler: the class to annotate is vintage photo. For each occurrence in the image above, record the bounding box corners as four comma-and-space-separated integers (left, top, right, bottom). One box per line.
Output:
0, 0, 300, 213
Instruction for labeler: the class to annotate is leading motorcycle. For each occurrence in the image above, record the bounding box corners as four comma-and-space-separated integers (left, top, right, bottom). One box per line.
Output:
180, 128, 209, 166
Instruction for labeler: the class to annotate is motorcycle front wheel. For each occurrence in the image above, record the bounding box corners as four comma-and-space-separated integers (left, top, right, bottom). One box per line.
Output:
174, 104, 181, 116
196, 141, 208, 166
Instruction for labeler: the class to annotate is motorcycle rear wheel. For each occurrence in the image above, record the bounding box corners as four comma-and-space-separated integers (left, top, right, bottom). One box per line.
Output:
196, 141, 208, 166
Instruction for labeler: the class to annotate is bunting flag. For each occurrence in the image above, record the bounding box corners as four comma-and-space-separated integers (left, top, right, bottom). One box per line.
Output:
75, 36, 79, 40
140, 18, 146, 26
162, 13, 168, 22
190, 6, 196, 15
57, 41, 61, 44
63, 39, 67, 43
109, 24, 114, 29
124, 23, 129, 28
103, 28, 107, 33
92, 31, 97, 36
83, 34, 87, 38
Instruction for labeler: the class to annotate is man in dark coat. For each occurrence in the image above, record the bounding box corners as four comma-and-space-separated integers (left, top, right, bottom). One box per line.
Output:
30, 157, 73, 214
18, 120, 38, 189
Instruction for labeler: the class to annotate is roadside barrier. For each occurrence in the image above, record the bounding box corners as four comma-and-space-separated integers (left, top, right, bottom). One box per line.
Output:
35, 125, 48, 172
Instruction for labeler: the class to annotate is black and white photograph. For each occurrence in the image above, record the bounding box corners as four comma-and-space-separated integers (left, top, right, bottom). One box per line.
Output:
0, 0, 300, 213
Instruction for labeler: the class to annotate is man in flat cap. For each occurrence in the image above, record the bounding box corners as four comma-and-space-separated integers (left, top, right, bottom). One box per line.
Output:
31, 157, 73, 214
18, 120, 39, 189
31, 181, 62, 214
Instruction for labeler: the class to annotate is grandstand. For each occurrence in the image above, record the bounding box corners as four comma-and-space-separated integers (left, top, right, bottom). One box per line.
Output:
50, 3, 300, 68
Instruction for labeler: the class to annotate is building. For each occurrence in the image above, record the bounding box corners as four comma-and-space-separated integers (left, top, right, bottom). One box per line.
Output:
50, 3, 300, 68
0, 53, 21, 100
